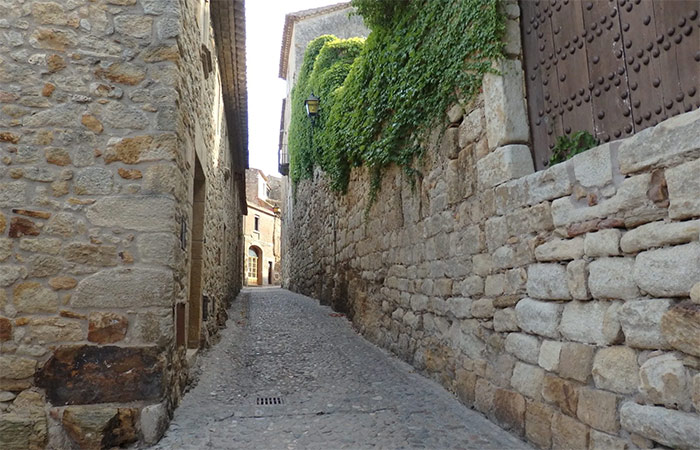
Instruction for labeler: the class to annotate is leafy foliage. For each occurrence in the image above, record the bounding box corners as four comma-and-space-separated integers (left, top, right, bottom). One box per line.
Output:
548, 130, 599, 166
288, 0, 505, 198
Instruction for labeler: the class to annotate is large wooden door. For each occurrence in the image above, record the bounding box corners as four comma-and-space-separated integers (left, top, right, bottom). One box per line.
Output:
521, 0, 700, 169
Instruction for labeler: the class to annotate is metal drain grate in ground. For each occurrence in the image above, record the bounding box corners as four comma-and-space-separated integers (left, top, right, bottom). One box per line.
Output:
256, 397, 284, 406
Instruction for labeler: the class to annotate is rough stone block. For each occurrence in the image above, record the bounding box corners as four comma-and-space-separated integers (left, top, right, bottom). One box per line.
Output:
72, 268, 174, 308
87, 312, 128, 344
0, 355, 37, 380
589, 430, 627, 450
526, 263, 571, 300
73, 167, 114, 195
639, 353, 690, 410
477, 144, 534, 189
592, 346, 639, 394
458, 109, 482, 148
454, 369, 477, 407
634, 243, 700, 297
588, 257, 639, 300
63, 405, 139, 449
619, 299, 673, 349
525, 400, 554, 449
584, 229, 621, 257
618, 108, 700, 174
542, 374, 580, 417
471, 298, 495, 319
572, 143, 614, 188
667, 157, 700, 219
515, 298, 562, 338
0, 182, 27, 208
140, 402, 169, 445
620, 402, 700, 449
551, 412, 589, 450
538, 340, 562, 372
693, 374, 700, 411
511, 362, 544, 400
558, 342, 595, 383
560, 300, 623, 346
505, 333, 540, 364
87, 195, 176, 232
526, 162, 572, 205
493, 307, 519, 332
660, 301, 700, 357
620, 220, 700, 254
483, 59, 529, 148
566, 260, 590, 300
576, 387, 619, 434
535, 238, 584, 262
36, 345, 163, 405
12, 282, 59, 313
494, 389, 525, 436
474, 377, 496, 416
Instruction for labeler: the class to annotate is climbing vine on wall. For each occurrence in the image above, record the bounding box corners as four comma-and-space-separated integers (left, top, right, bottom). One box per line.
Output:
288, 0, 505, 198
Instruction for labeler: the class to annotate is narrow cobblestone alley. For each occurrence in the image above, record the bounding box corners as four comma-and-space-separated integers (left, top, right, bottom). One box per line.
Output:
150, 287, 531, 449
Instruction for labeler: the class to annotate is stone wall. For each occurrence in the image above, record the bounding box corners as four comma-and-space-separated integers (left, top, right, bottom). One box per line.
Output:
0, 0, 244, 448
283, 4, 700, 448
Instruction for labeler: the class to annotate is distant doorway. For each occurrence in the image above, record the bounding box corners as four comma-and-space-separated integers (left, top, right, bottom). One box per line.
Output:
188, 157, 206, 348
247, 246, 262, 286
268, 261, 273, 285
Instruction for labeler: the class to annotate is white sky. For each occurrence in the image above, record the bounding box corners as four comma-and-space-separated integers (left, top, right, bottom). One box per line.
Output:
245, 0, 343, 177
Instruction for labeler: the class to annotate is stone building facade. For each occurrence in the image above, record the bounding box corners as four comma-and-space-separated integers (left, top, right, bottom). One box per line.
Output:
0, 0, 247, 448
244, 168, 281, 286
282, 3, 700, 449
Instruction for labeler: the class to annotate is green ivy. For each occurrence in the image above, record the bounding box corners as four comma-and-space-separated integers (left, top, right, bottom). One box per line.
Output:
548, 130, 598, 166
288, 0, 505, 199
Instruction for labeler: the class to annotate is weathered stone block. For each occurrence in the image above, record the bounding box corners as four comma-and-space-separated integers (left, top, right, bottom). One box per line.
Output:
511, 362, 544, 400
525, 400, 554, 449
576, 387, 619, 434
474, 377, 495, 416
589, 258, 639, 300
0, 355, 36, 380
690, 282, 700, 304
0, 182, 27, 208
25, 317, 83, 343
458, 109, 483, 148
551, 412, 589, 450
86, 195, 176, 232
584, 229, 621, 257
477, 144, 534, 189
620, 402, 700, 449
558, 342, 594, 383
73, 167, 113, 195
660, 301, 700, 357
592, 346, 639, 394
634, 243, 700, 297
471, 298, 495, 319
639, 353, 690, 410
693, 374, 700, 411
72, 268, 174, 308
454, 369, 477, 407
483, 59, 529, 148
140, 402, 169, 445
621, 220, 700, 254
62, 243, 118, 267
572, 143, 614, 188
0, 412, 47, 450
618, 108, 700, 175
542, 374, 580, 417
494, 389, 525, 436
538, 340, 561, 372
535, 238, 584, 262
505, 333, 540, 364
63, 405, 139, 450
667, 157, 700, 219
566, 259, 590, 300
560, 300, 622, 346
35, 345, 163, 405
88, 312, 128, 344
619, 299, 673, 349
589, 430, 627, 450
13, 282, 59, 313
526, 263, 570, 300
515, 298, 562, 338
0, 265, 23, 287
493, 307, 518, 332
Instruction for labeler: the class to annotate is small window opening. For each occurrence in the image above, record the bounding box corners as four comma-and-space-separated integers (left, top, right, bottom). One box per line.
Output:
254, 216, 260, 232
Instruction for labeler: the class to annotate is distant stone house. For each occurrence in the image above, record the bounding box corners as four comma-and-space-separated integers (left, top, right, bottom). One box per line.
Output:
244, 168, 281, 286
0, 0, 247, 448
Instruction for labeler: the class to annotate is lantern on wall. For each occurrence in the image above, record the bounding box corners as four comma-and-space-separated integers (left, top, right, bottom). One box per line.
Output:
305, 92, 320, 119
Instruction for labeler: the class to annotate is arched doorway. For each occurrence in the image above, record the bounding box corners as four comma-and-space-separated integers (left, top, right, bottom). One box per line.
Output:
247, 246, 262, 286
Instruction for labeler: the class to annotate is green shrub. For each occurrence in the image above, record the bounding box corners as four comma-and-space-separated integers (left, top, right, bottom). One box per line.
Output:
288, 0, 505, 200
548, 130, 599, 166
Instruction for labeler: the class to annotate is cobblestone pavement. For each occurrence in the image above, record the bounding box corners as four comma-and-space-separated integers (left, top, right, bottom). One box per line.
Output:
150, 287, 531, 449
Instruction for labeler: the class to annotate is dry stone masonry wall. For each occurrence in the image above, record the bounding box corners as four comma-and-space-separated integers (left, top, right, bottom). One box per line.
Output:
0, 0, 243, 448
284, 4, 700, 448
